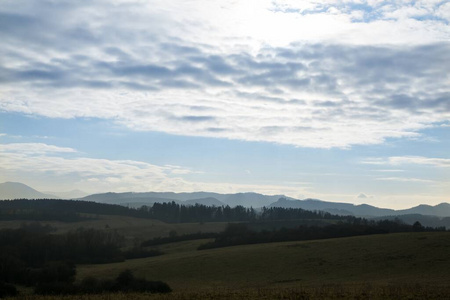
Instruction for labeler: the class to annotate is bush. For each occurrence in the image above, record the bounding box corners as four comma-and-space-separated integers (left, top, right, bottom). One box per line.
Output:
112, 270, 172, 294
0, 281, 18, 298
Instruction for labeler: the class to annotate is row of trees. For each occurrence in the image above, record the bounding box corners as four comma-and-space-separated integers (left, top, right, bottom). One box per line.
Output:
139, 201, 355, 223
0, 199, 356, 224
0, 199, 132, 222
198, 220, 444, 250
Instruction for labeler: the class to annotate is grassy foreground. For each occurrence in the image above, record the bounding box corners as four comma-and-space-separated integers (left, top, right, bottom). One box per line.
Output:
77, 232, 450, 290
4, 232, 450, 299
5, 284, 450, 299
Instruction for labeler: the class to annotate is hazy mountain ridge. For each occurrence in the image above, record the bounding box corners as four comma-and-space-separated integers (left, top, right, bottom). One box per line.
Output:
184, 197, 225, 206
82, 191, 282, 208
0, 182, 89, 200
269, 198, 450, 218
268, 198, 396, 217
43, 189, 88, 199
82, 191, 450, 218
0, 182, 57, 200
2, 182, 450, 220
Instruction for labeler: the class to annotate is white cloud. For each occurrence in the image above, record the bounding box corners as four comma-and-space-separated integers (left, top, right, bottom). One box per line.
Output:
0, 142, 308, 195
1, 43, 449, 148
363, 156, 450, 168
0, 1, 449, 149
376, 177, 435, 183
0, 143, 77, 154
388, 156, 450, 168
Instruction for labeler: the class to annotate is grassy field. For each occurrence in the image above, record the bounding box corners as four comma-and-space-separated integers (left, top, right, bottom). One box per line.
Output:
2, 216, 450, 298
6, 285, 450, 300
0, 215, 228, 246
77, 232, 450, 291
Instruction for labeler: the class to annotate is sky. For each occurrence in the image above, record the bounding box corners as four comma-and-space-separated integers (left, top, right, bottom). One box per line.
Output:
0, 0, 449, 209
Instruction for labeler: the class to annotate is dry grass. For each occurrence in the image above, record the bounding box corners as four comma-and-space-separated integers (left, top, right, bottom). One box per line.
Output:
6, 284, 450, 300
0, 215, 227, 246
77, 232, 450, 290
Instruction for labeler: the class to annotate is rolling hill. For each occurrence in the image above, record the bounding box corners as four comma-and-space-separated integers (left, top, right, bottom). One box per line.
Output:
0, 182, 57, 200
269, 197, 450, 218
82, 191, 284, 208
3, 182, 450, 219
77, 232, 450, 291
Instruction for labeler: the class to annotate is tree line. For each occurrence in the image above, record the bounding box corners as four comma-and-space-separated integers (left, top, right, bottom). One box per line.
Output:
198, 219, 444, 250
0, 199, 357, 224
138, 201, 357, 223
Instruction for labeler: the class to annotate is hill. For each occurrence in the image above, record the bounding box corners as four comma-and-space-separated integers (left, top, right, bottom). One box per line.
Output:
43, 189, 88, 199
82, 191, 284, 208
269, 198, 396, 217
77, 232, 450, 291
397, 203, 450, 218
84, 191, 450, 218
0, 182, 56, 200
3, 182, 450, 218
270, 198, 450, 218
184, 197, 225, 206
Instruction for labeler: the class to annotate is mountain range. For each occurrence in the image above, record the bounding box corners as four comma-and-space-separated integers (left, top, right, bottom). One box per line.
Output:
0, 182, 87, 200
81, 191, 283, 208
1, 182, 449, 221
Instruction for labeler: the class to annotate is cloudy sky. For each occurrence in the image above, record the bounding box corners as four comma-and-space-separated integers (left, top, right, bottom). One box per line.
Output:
1, 0, 449, 209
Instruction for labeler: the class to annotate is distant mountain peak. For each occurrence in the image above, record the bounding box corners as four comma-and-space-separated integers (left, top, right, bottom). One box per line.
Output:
0, 182, 56, 200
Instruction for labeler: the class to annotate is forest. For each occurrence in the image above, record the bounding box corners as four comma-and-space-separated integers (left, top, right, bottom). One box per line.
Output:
197, 220, 443, 249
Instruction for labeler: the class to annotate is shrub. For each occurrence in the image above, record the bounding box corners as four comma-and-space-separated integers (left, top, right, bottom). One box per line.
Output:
0, 281, 18, 298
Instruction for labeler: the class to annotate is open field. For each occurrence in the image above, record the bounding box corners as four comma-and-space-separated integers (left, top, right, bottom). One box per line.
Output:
0, 215, 228, 246
5, 285, 450, 300
2, 215, 450, 298
4, 232, 450, 299
77, 232, 450, 291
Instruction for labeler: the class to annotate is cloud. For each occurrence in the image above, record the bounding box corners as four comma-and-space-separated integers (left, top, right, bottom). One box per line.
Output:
0, 143, 77, 154
376, 177, 435, 184
362, 156, 450, 168
356, 193, 375, 199
388, 156, 450, 168
2, 42, 449, 148
0, 142, 307, 195
0, 1, 449, 149
0, 143, 192, 192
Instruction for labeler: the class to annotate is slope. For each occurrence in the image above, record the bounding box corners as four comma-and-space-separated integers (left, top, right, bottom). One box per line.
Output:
0, 182, 56, 200
77, 232, 450, 290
